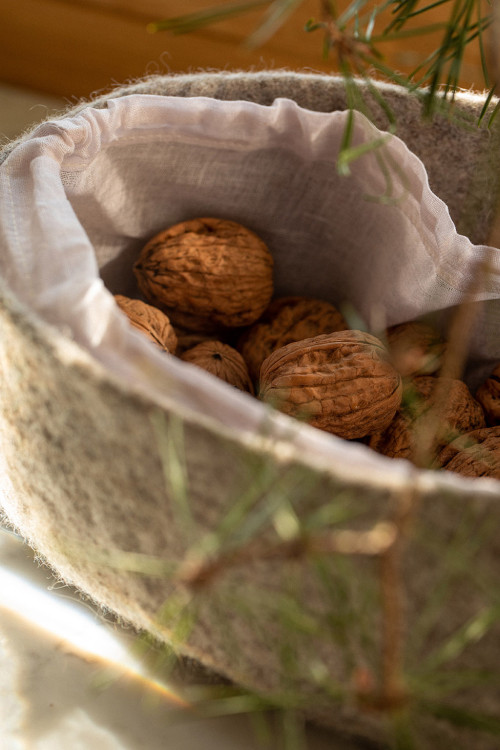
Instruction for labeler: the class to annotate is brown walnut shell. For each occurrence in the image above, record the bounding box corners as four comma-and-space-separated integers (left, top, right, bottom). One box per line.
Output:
114, 295, 177, 353
259, 330, 402, 440
133, 217, 274, 329
475, 363, 500, 425
181, 340, 254, 394
238, 296, 349, 384
173, 327, 227, 357
369, 376, 486, 464
386, 321, 446, 378
435, 426, 500, 479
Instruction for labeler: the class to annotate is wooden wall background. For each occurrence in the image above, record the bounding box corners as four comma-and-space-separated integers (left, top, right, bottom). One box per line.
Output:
0, 0, 491, 101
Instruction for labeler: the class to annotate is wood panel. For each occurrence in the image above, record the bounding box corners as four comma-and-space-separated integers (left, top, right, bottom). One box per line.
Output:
0, 0, 489, 100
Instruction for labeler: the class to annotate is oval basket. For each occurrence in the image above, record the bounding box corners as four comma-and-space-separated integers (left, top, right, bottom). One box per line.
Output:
1, 71, 500, 749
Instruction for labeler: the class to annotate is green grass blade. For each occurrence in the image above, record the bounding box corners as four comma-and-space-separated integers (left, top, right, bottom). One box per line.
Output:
362, 73, 398, 128
365, 5, 377, 39
387, 710, 419, 750
338, 106, 356, 176
303, 491, 362, 531
418, 604, 500, 674
337, 134, 392, 177
219, 465, 319, 548
442, 0, 475, 98
188, 690, 273, 718
337, 0, 372, 28
407, 510, 494, 661
156, 588, 200, 650
151, 411, 194, 537
423, 701, 500, 735
386, 0, 423, 31
86, 548, 178, 577
369, 22, 449, 43
359, 53, 417, 89
304, 17, 324, 33
389, 0, 455, 24
148, 0, 271, 34
281, 709, 307, 750
245, 0, 305, 48
477, 84, 497, 126
411, 668, 500, 699
488, 99, 500, 128
476, 0, 492, 88
420, 0, 459, 112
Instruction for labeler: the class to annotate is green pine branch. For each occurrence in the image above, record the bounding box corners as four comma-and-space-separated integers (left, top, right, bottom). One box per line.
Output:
148, 0, 496, 120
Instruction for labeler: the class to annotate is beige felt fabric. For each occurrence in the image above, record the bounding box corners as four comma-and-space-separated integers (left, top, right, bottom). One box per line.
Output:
1, 71, 500, 748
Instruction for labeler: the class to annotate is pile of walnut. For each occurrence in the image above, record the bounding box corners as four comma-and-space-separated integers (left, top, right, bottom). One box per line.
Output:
116, 217, 500, 481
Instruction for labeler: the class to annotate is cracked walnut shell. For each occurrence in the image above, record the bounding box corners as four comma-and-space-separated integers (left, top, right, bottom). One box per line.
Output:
259, 330, 402, 440
238, 296, 349, 383
133, 217, 274, 328
181, 340, 254, 394
114, 295, 177, 353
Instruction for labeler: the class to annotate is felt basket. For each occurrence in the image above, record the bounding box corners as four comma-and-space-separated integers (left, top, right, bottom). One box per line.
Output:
1, 71, 500, 748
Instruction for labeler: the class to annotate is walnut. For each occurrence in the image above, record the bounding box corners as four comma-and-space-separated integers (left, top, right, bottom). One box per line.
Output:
162, 307, 225, 335
114, 294, 177, 353
369, 376, 486, 464
133, 217, 274, 329
386, 321, 446, 378
369, 414, 413, 460
181, 340, 254, 393
174, 327, 226, 357
259, 330, 402, 440
435, 426, 500, 479
238, 296, 348, 384
475, 363, 500, 425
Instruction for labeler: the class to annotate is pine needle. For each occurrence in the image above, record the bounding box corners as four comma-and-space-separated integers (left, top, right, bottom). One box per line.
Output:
147, 0, 272, 34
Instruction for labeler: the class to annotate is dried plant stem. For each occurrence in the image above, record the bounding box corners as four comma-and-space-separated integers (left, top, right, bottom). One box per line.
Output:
177, 521, 398, 588
379, 538, 406, 706
179, 487, 418, 717
318, 0, 374, 69
360, 487, 416, 712
379, 507, 416, 713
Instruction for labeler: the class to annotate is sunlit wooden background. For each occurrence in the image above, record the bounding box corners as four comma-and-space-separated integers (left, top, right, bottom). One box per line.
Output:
0, 0, 492, 101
